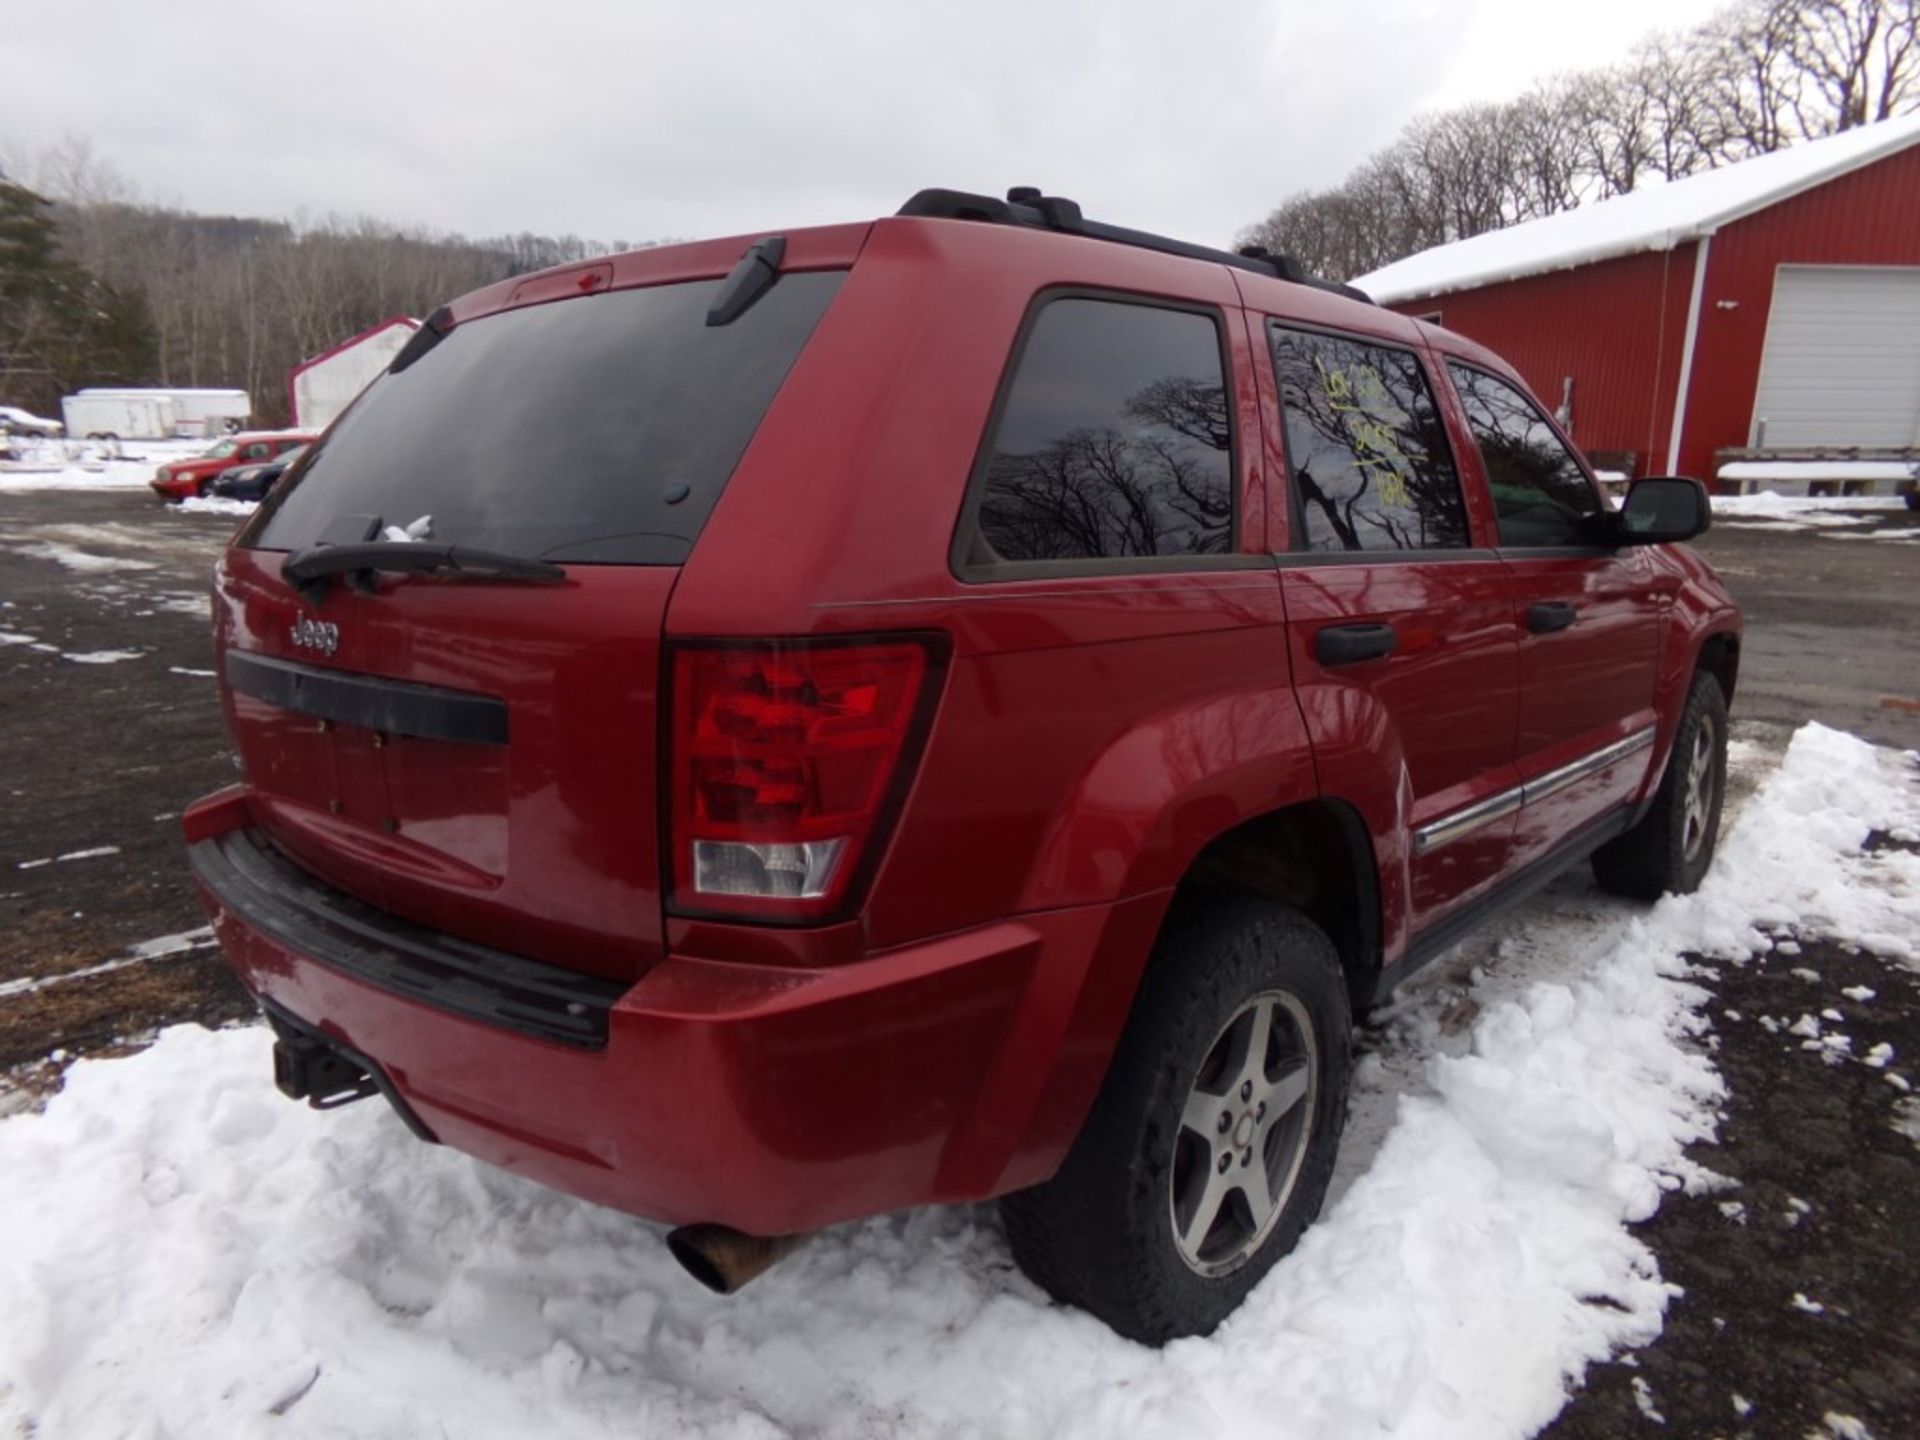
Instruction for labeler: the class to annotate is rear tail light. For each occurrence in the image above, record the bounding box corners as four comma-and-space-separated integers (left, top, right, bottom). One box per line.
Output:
668, 637, 939, 922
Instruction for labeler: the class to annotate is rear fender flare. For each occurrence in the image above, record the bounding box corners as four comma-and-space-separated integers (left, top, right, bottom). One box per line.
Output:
1015, 689, 1323, 911
974, 695, 1407, 1197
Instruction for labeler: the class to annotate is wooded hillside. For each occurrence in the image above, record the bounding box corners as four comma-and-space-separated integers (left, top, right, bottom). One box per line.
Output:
0, 141, 650, 424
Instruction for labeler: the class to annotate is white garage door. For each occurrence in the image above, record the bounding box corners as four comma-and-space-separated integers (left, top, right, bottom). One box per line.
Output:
1749, 265, 1920, 447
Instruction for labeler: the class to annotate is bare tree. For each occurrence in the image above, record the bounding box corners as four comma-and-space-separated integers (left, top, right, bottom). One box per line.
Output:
1696, 0, 1806, 156
1238, 0, 1920, 282
1788, 0, 1920, 128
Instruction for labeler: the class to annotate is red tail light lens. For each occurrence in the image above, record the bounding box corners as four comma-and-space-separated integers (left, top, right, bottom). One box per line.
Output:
669, 638, 936, 921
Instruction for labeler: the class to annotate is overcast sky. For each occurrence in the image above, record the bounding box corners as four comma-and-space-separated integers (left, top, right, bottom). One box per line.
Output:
5, 0, 1730, 250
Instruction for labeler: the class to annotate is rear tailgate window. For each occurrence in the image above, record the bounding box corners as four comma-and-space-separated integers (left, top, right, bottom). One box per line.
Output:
246, 270, 845, 565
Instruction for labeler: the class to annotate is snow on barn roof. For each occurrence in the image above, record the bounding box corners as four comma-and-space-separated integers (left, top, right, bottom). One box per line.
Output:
1352, 111, 1920, 304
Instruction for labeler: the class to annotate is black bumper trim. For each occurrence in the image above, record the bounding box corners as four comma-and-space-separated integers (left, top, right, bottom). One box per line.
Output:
191, 827, 626, 1048
225, 649, 508, 745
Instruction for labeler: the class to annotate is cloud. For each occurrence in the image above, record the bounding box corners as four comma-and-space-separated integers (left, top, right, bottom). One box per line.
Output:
1, 0, 1717, 250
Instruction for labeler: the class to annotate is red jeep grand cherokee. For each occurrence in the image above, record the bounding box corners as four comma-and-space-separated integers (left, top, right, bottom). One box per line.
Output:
185, 189, 1740, 1343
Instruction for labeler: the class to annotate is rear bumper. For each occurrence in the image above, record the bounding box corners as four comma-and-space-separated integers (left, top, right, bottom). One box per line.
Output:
186, 799, 1164, 1235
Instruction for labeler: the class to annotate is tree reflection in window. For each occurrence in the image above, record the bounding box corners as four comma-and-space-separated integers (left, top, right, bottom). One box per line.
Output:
1446, 364, 1599, 548
976, 299, 1233, 563
1270, 326, 1469, 553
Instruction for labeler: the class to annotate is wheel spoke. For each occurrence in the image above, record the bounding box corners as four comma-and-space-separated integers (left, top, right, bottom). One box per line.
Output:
1181, 1079, 1230, 1141
1237, 1152, 1274, 1225
1258, 1059, 1311, 1122
1180, 1163, 1232, 1252
1239, 999, 1274, 1089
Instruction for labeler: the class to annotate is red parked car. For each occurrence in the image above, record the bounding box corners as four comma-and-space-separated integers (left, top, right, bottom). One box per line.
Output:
185, 190, 1740, 1343
151, 431, 313, 502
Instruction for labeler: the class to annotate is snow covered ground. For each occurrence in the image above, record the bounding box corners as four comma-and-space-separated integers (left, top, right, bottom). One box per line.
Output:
0, 438, 205, 493
1710, 491, 1918, 542
1, 725, 1915, 1440
0, 439, 266, 512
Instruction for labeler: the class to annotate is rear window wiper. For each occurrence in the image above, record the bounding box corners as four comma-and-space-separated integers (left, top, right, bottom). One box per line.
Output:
283, 540, 566, 603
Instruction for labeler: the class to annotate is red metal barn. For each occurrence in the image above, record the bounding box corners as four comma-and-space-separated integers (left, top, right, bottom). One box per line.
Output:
1352, 115, 1920, 493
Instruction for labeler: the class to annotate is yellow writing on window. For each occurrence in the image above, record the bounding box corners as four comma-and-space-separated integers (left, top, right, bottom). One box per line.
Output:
1312, 354, 1412, 506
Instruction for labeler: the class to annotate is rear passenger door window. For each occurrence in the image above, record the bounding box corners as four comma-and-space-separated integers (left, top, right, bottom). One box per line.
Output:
964, 296, 1234, 570
1446, 364, 1601, 548
1269, 326, 1470, 553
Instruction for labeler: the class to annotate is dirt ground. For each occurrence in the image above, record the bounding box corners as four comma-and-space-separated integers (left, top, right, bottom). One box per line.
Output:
1, 485, 1916, 1426
1544, 925, 1920, 1439
0, 493, 255, 1091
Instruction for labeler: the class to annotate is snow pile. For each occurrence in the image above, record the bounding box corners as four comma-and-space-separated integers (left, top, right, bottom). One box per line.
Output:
1, 726, 1914, 1439
178, 495, 259, 517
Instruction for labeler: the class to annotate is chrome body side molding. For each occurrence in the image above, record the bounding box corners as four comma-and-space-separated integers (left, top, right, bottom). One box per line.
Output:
1413, 727, 1657, 856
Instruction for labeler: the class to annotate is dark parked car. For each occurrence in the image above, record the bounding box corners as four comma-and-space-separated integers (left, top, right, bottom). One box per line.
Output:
211, 444, 308, 502
184, 189, 1741, 1343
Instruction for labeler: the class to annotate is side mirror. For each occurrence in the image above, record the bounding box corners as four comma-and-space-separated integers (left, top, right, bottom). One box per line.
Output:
1615, 476, 1710, 545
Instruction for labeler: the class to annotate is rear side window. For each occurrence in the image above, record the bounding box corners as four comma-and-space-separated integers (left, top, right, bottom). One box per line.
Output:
1446, 363, 1600, 548
248, 271, 844, 565
1270, 325, 1469, 554
964, 296, 1234, 569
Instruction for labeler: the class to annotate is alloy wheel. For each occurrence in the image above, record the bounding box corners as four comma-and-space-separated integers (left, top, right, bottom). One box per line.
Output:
1169, 990, 1318, 1277
1681, 716, 1717, 862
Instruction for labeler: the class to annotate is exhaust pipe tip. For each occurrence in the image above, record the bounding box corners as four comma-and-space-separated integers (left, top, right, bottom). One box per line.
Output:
666, 1224, 809, 1295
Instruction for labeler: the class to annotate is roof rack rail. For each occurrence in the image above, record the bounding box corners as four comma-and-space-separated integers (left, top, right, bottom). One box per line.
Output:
896, 187, 1374, 305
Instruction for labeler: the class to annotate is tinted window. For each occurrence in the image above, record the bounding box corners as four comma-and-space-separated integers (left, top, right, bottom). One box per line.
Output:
970, 298, 1233, 565
1270, 327, 1468, 553
1447, 364, 1600, 547
249, 271, 844, 564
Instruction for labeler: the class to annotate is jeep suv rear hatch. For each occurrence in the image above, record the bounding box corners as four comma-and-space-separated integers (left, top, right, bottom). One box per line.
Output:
218, 259, 848, 983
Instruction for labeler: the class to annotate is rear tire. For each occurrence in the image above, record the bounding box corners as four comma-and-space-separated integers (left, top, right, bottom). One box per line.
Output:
1000, 894, 1351, 1345
1591, 670, 1728, 900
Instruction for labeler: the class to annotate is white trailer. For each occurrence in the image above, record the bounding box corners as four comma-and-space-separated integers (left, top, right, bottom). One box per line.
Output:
60, 388, 252, 440
167, 389, 253, 436
62, 391, 177, 440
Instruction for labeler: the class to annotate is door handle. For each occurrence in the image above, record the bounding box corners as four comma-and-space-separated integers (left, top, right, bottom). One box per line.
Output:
1315, 623, 1397, 666
1528, 601, 1577, 634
